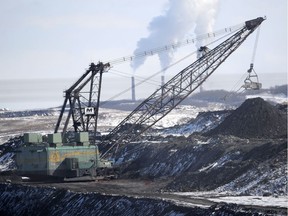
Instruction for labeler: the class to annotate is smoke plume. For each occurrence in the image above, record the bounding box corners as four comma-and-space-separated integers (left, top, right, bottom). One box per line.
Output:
131, 0, 219, 72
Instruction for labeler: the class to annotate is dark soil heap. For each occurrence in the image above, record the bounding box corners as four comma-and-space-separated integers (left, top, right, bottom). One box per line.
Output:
207, 97, 287, 138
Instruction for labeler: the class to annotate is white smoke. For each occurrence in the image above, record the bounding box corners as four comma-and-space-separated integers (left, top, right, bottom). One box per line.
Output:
131, 0, 219, 72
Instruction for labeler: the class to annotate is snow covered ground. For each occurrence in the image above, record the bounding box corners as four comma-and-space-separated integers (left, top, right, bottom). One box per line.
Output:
0, 115, 58, 144
0, 103, 227, 144
172, 191, 288, 208
246, 93, 288, 104
154, 103, 232, 129
209, 195, 288, 208
0, 153, 15, 171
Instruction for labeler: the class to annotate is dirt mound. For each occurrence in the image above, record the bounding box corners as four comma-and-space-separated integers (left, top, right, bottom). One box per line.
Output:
207, 97, 287, 138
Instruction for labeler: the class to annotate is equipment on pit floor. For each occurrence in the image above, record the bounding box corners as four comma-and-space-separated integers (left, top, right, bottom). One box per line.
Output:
16, 132, 114, 181
15, 17, 265, 181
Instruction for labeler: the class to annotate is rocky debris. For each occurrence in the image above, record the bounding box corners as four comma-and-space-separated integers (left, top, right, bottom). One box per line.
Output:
0, 183, 285, 216
0, 153, 15, 171
0, 136, 22, 156
0, 183, 206, 216
208, 202, 287, 216
206, 97, 287, 138
2, 133, 286, 197
117, 135, 287, 196
276, 103, 288, 113
117, 123, 147, 134
169, 138, 287, 195
0, 137, 23, 172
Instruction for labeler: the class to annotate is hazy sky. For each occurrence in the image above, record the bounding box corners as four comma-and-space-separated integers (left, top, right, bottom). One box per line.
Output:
0, 0, 287, 110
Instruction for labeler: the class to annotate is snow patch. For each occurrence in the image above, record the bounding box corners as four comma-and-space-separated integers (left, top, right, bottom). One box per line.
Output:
246, 93, 287, 104
158, 109, 231, 137
0, 153, 15, 171
208, 196, 288, 208
172, 191, 288, 208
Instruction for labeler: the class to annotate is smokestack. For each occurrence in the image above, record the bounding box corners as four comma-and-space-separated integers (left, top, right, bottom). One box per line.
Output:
131, 76, 136, 101
161, 75, 165, 87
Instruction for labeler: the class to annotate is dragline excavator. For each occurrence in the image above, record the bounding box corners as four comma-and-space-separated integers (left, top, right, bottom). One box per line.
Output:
15, 17, 265, 181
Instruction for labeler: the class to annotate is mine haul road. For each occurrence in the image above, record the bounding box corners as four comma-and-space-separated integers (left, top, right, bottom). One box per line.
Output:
19, 178, 287, 213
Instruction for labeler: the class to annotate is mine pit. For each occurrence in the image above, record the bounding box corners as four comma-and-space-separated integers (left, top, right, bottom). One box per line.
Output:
0, 96, 287, 215
0, 16, 287, 215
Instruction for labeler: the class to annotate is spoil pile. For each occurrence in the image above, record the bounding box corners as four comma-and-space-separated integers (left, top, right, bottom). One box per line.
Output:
207, 97, 287, 138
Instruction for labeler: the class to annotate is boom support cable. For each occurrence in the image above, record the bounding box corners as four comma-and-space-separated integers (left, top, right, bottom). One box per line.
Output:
100, 17, 265, 158
101, 27, 242, 105
107, 23, 244, 66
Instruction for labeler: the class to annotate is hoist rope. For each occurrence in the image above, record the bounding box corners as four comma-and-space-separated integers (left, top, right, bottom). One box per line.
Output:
222, 25, 262, 101
222, 72, 248, 100
106, 23, 244, 66
100, 50, 198, 105
251, 26, 261, 64
109, 69, 160, 86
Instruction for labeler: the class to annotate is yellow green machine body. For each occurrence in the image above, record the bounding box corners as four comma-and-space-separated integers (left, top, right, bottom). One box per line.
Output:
15, 132, 113, 180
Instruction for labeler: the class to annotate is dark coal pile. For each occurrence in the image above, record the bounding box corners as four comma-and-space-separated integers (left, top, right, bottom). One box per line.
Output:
0, 137, 23, 172
116, 135, 287, 196
207, 97, 287, 138
164, 139, 287, 194
0, 183, 284, 216
0, 136, 23, 156
0, 183, 198, 216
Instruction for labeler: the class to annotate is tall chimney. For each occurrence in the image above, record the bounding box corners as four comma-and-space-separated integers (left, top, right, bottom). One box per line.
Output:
161, 75, 165, 87
131, 76, 136, 101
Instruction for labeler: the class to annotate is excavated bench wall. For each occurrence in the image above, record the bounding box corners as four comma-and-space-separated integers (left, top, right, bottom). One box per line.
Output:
0, 183, 204, 216
0, 183, 285, 216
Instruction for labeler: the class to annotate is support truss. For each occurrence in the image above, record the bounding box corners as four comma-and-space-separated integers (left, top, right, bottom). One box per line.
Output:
101, 17, 265, 157
54, 62, 110, 142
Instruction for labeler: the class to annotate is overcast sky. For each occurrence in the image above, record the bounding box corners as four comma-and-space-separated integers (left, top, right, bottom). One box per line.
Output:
0, 0, 287, 109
